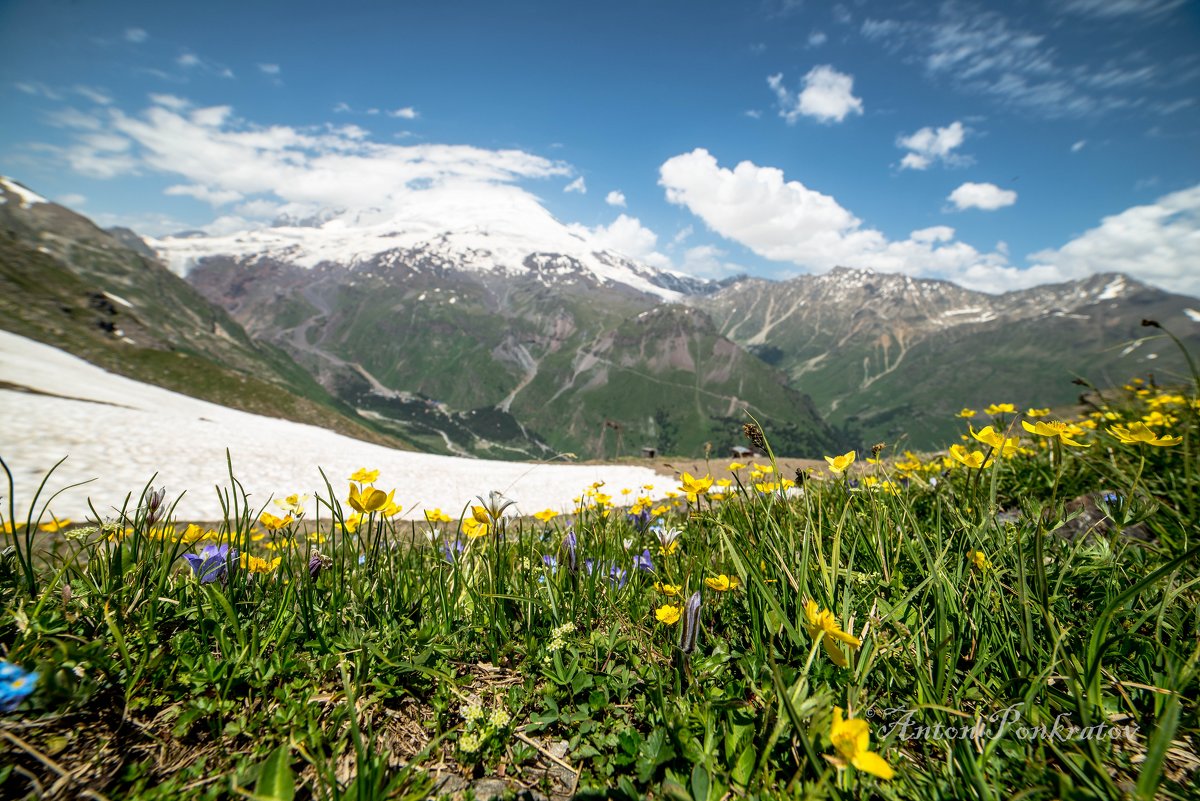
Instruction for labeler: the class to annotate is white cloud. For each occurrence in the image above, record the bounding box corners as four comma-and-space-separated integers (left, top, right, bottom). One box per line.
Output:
1060, 0, 1184, 18
53, 98, 572, 222
678, 245, 742, 279
1029, 184, 1200, 297
150, 93, 190, 110
74, 85, 112, 105
176, 52, 235, 79
947, 182, 1017, 211
658, 148, 1026, 291
808, 31, 828, 47
564, 176, 586, 194
389, 107, 418, 119
165, 183, 244, 205
125, 28, 148, 43
177, 53, 201, 68
861, 7, 1165, 118
767, 65, 863, 124
897, 121, 968, 170
743, 109, 762, 119
45, 107, 103, 131
1071, 139, 1087, 153
258, 63, 281, 75
605, 190, 626, 207
578, 214, 671, 270
333, 102, 351, 113
672, 225, 694, 245
57, 193, 86, 207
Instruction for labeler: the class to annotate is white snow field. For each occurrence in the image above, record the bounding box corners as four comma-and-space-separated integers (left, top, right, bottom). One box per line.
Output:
0, 331, 661, 523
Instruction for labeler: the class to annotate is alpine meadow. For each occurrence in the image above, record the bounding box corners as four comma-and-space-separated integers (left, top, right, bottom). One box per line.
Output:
1, 1, 1199, 800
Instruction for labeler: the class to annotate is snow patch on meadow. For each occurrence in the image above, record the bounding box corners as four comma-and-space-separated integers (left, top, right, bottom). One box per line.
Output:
0, 331, 662, 522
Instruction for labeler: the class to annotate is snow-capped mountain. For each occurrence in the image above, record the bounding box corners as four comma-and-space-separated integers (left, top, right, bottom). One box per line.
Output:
150, 186, 704, 301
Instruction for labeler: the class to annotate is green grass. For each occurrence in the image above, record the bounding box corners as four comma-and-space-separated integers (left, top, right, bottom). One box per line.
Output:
1, 357, 1198, 799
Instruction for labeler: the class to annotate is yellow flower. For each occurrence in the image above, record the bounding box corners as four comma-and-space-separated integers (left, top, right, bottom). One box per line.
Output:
274, 493, 309, 517
1021, 419, 1090, 447
804, 599, 862, 667
348, 483, 388, 513
655, 604, 682, 624
824, 450, 856, 474
830, 707, 894, 780
377, 490, 402, 517
728, 461, 747, 472
341, 513, 364, 534
533, 509, 558, 523
655, 581, 682, 596
1026, 408, 1050, 418
679, 472, 714, 497
180, 524, 211, 544
970, 425, 1019, 456
259, 511, 293, 531
705, 574, 740, 592
1108, 422, 1183, 447
348, 468, 380, 483
948, 444, 993, 469
659, 540, 680, 557
967, 549, 991, 571
984, 403, 1016, 415
462, 516, 490, 538
38, 518, 72, 533
424, 508, 453, 524
956, 408, 977, 418
240, 553, 282, 574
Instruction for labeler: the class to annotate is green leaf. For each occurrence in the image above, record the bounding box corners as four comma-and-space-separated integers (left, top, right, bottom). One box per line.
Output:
731, 744, 757, 787
689, 764, 709, 801
253, 745, 295, 801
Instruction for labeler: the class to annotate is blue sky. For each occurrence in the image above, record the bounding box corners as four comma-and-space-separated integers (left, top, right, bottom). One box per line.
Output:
2, 0, 1199, 295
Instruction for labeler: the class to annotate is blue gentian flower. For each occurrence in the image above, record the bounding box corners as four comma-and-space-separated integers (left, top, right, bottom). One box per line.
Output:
181, 543, 235, 584
442, 539, 466, 564
607, 565, 627, 588
627, 507, 651, 533
634, 548, 655, 572
0, 661, 38, 712
564, 529, 577, 573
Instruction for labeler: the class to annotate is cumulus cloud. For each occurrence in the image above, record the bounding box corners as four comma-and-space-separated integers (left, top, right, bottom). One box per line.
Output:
605, 190, 627, 207
1029, 184, 1200, 297
578, 214, 671, 270
767, 65, 863, 124
658, 148, 1035, 291
389, 107, 418, 119
808, 31, 828, 47
947, 182, 1017, 211
897, 121, 967, 170
564, 176, 586, 194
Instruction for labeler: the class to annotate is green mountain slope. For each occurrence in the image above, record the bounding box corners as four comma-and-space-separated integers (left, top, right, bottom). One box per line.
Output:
188, 255, 844, 458
0, 179, 412, 450
694, 268, 1200, 448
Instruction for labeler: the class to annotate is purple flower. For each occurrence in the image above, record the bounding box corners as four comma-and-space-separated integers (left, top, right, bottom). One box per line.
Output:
627, 507, 651, 533
181, 543, 235, 584
441, 539, 466, 564
679, 591, 702, 654
308, 550, 332, 579
0, 661, 38, 712
144, 486, 167, 526
541, 554, 558, 572
606, 565, 627, 588
634, 548, 655, 573
564, 529, 577, 573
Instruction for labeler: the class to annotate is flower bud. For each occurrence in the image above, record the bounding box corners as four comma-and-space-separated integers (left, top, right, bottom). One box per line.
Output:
679, 591, 702, 654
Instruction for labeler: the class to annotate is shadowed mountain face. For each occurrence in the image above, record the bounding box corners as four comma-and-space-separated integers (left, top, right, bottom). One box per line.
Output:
691, 267, 1200, 447
0, 178, 412, 450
